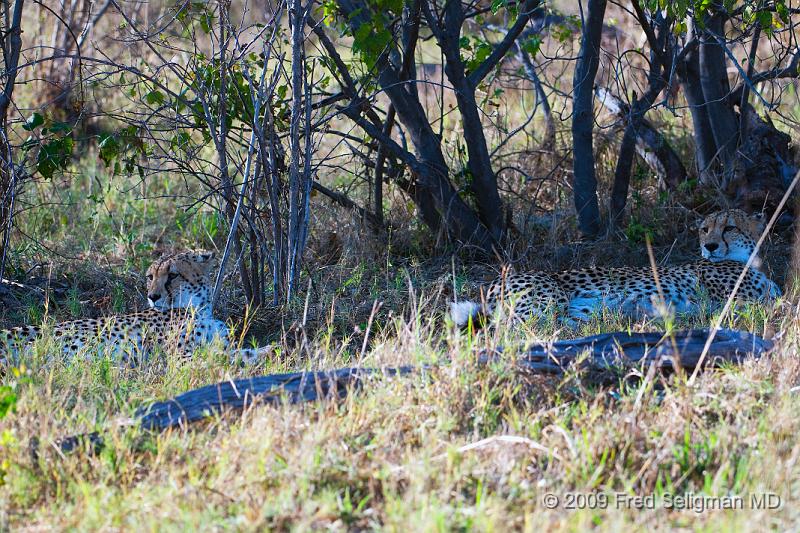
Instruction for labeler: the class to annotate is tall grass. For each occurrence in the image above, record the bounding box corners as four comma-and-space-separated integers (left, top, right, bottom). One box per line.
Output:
1, 265, 798, 529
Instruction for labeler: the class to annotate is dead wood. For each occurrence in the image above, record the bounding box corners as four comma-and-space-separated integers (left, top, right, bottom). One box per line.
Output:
595, 87, 687, 190
730, 106, 797, 213
481, 328, 771, 375
43, 328, 772, 456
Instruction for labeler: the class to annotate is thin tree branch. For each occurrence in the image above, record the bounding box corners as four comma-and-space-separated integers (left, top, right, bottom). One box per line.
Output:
467, 0, 541, 86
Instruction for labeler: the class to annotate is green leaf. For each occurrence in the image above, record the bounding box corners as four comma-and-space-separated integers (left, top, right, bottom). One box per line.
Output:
320, 0, 338, 25
757, 10, 773, 36
98, 134, 120, 167
522, 35, 542, 57
22, 113, 44, 131
0, 385, 17, 419
170, 131, 191, 152
351, 21, 392, 68
776, 2, 790, 23
21, 136, 37, 150
36, 137, 74, 179
552, 17, 577, 43
465, 38, 493, 72
50, 121, 72, 134
200, 10, 214, 33
145, 90, 165, 105
277, 84, 288, 100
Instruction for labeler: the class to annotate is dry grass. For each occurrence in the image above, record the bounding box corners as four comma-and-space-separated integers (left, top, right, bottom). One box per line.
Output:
1, 136, 798, 529
2, 1, 800, 528
2, 300, 800, 530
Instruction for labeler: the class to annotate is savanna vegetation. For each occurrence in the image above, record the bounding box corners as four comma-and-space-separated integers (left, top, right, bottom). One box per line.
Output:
1, 0, 799, 528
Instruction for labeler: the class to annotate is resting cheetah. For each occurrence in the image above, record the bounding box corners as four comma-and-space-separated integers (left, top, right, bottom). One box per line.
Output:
1, 251, 268, 365
450, 209, 780, 327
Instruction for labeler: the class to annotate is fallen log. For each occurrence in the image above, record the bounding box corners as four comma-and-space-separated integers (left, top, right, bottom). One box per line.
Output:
49, 366, 415, 454
481, 328, 772, 374
44, 328, 772, 456
138, 366, 415, 432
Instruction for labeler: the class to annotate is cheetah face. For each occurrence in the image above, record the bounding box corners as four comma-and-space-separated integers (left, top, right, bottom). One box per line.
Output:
145, 250, 216, 311
698, 209, 765, 263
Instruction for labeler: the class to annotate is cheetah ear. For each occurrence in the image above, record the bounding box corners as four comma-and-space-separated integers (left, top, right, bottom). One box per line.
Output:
194, 250, 217, 274
750, 212, 767, 235
194, 251, 216, 263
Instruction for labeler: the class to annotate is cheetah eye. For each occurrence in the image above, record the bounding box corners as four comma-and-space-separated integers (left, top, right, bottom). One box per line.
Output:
701, 227, 709, 234
146, 273, 153, 280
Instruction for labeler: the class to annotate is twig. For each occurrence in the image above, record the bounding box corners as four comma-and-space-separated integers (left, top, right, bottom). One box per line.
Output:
451, 435, 559, 457
709, 29, 773, 110
211, 24, 272, 310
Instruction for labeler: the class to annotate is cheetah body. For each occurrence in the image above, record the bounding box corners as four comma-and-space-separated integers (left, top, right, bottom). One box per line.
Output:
451, 210, 780, 326
1, 251, 264, 364
3, 310, 229, 360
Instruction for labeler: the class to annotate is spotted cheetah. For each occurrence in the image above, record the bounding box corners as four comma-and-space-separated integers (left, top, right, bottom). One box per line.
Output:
1, 251, 269, 365
450, 209, 780, 327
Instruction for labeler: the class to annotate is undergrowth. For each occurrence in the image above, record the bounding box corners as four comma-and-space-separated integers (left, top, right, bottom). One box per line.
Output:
1, 301, 799, 529
1, 125, 798, 528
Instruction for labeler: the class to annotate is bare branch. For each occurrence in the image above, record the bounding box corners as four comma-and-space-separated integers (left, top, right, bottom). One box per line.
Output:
467, 0, 541, 86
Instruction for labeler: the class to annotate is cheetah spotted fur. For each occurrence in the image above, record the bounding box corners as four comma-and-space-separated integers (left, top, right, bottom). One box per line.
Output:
450, 209, 781, 327
1, 251, 268, 365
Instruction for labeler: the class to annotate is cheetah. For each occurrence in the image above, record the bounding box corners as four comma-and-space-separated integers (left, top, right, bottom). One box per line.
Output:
450, 209, 780, 327
1, 250, 269, 365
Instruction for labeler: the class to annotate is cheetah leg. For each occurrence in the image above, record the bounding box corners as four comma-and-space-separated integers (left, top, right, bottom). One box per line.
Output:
566, 296, 604, 322
766, 279, 781, 299
621, 294, 700, 319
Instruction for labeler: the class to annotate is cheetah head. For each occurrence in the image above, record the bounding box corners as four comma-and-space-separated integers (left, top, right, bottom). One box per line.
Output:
698, 209, 765, 263
146, 250, 216, 312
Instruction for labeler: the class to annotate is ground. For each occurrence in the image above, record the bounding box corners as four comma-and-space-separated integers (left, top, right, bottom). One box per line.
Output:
2, 313, 800, 529
1, 160, 799, 529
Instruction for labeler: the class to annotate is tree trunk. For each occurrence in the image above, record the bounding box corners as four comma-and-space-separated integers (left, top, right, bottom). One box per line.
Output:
677, 33, 717, 182
287, 0, 308, 299
597, 87, 688, 187
698, 13, 738, 185
374, 64, 495, 249
0, 0, 25, 280
605, 11, 685, 223
517, 43, 555, 154
337, 0, 497, 252
372, 105, 395, 227
609, 125, 638, 224
571, 0, 606, 237
438, 0, 505, 241
730, 106, 796, 213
